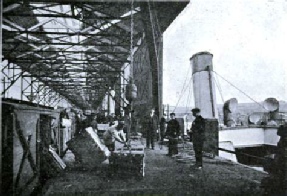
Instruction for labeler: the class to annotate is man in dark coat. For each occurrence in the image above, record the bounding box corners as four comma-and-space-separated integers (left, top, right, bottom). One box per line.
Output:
262, 123, 287, 195
166, 113, 180, 156
146, 108, 159, 150
191, 108, 205, 169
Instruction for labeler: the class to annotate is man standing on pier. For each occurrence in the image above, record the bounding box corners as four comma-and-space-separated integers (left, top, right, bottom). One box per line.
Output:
166, 113, 180, 156
191, 108, 205, 169
146, 108, 159, 150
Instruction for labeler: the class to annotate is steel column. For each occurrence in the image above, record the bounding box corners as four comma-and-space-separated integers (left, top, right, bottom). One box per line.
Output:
141, 2, 160, 116
158, 35, 163, 118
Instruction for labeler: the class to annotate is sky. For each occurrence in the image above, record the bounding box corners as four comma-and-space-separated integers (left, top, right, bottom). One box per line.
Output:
163, 0, 287, 107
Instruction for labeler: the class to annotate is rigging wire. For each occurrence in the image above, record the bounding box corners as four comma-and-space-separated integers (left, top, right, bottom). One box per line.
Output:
213, 73, 225, 104
171, 66, 191, 111
185, 86, 191, 113
172, 73, 193, 113
184, 68, 194, 113
185, 78, 193, 114
212, 70, 268, 111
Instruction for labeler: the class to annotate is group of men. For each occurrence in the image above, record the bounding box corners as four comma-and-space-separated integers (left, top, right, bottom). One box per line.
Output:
77, 107, 205, 169
146, 107, 205, 169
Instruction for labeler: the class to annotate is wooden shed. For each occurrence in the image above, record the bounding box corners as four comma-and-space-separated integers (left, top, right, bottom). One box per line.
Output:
1, 99, 64, 195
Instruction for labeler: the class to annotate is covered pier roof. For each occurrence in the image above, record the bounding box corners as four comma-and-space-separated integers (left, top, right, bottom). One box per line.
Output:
2, 0, 189, 109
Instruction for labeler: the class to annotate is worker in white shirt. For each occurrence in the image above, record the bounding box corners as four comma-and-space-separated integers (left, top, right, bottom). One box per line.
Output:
103, 121, 126, 151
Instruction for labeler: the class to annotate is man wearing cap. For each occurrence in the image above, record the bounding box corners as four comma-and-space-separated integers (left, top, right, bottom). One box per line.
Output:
191, 108, 205, 169
166, 113, 180, 156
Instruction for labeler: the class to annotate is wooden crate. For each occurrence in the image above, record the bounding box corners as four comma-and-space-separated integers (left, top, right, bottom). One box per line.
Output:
109, 144, 145, 177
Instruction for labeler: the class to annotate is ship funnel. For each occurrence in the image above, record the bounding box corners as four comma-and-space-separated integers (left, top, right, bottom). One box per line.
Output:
263, 98, 279, 112
190, 52, 219, 157
190, 51, 218, 119
223, 98, 238, 127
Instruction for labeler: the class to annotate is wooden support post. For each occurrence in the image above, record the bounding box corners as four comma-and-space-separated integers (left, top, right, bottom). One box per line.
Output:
13, 114, 37, 173
14, 135, 33, 190
36, 119, 41, 175
1, 106, 14, 195
114, 78, 122, 117
39, 115, 52, 185
0, 1, 3, 191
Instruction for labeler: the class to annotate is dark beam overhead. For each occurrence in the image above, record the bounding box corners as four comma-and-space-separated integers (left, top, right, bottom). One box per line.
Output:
8, 62, 118, 65
3, 13, 128, 20
4, 30, 127, 37
4, 49, 129, 54
23, 73, 120, 77
8, 58, 130, 63
4, 0, 189, 4
3, 0, 139, 4
3, 41, 130, 47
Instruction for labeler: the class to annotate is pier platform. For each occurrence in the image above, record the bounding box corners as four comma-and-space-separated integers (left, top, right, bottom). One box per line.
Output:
40, 140, 267, 196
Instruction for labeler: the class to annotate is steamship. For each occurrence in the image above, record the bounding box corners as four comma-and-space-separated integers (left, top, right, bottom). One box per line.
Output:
164, 52, 287, 168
